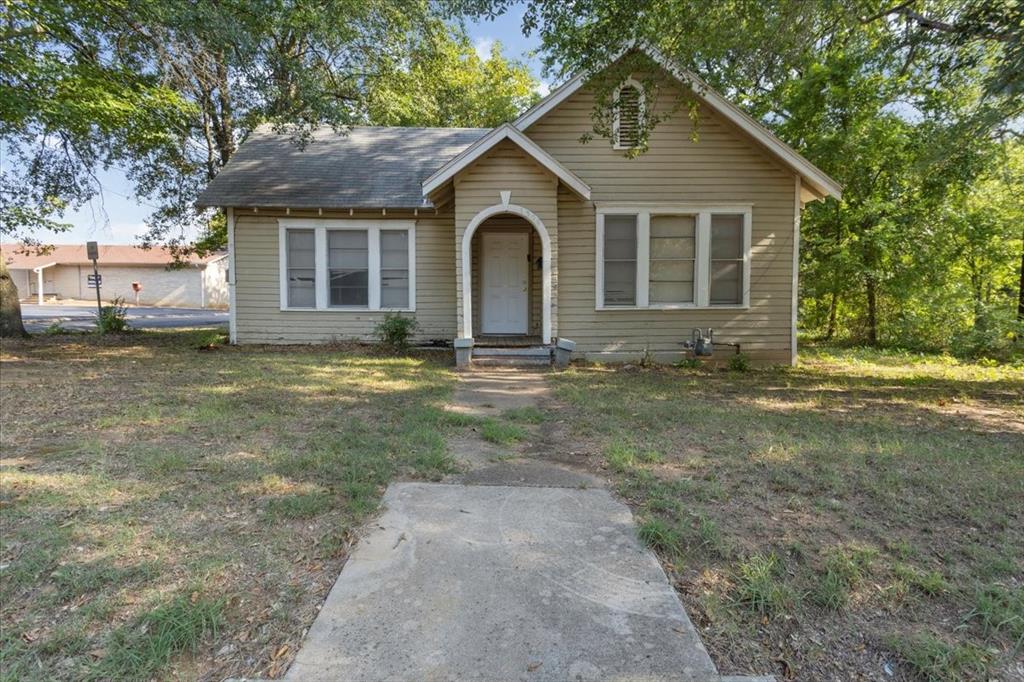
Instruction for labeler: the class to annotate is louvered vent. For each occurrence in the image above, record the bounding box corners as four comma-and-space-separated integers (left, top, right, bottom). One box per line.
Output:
616, 84, 642, 148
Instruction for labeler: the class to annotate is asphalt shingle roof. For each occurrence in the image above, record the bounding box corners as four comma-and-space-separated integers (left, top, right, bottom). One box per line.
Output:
196, 125, 490, 210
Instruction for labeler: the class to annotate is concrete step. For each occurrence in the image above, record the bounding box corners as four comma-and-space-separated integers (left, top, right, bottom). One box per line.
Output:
471, 356, 552, 367
472, 346, 552, 357
472, 346, 552, 367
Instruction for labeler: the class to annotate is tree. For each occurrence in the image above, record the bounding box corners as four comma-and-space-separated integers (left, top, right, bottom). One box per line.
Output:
0, 1, 539, 336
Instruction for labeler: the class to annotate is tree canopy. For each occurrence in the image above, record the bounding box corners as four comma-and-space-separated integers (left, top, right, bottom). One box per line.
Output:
1, 0, 539, 251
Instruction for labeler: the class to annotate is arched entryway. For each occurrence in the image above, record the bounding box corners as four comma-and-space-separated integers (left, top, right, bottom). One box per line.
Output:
461, 203, 552, 344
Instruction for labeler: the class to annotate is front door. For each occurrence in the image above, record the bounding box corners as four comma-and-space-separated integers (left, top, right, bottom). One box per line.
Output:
481, 232, 529, 334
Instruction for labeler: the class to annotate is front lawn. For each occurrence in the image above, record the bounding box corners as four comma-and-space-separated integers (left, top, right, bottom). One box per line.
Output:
0, 330, 459, 680
552, 348, 1023, 680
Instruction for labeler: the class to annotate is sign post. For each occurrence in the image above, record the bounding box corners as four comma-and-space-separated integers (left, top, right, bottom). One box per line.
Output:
86, 241, 102, 317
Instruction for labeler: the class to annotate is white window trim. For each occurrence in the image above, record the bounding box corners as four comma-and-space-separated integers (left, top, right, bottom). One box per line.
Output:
612, 78, 646, 151
595, 204, 751, 311
278, 218, 416, 312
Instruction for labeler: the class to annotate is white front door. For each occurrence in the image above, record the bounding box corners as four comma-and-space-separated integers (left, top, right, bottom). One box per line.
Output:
481, 232, 529, 334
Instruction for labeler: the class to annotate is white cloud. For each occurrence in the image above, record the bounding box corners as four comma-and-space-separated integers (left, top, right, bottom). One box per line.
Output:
474, 37, 494, 61
537, 80, 551, 97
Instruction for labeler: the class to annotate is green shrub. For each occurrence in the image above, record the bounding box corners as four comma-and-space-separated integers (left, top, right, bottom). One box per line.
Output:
96, 297, 129, 334
374, 313, 418, 349
727, 352, 751, 372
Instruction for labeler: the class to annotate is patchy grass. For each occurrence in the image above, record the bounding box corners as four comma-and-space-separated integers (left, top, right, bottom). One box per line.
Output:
552, 346, 1023, 680
0, 330, 458, 680
479, 419, 527, 445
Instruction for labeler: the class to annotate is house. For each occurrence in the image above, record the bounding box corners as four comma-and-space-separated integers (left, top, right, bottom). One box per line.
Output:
2, 244, 229, 309
197, 45, 841, 365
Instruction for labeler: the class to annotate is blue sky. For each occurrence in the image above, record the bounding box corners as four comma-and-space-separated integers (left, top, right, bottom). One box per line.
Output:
45, 6, 545, 245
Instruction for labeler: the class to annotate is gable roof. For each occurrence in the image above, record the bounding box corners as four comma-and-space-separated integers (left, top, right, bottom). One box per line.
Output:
513, 42, 842, 200
421, 124, 592, 200
196, 125, 489, 210
2, 243, 225, 269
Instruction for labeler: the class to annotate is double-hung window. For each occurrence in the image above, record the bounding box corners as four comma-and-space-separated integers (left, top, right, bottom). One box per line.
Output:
279, 219, 415, 311
596, 206, 750, 309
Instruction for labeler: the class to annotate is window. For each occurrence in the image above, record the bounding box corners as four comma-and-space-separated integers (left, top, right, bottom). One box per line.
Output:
649, 214, 696, 305
328, 230, 368, 306
286, 229, 316, 308
380, 230, 409, 308
710, 214, 744, 305
597, 206, 749, 309
613, 79, 644, 150
603, 215, 638, 305
279, 220, 415, 311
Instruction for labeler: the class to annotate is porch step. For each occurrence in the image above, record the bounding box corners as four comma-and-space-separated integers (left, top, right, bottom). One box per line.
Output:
471, 346, 552, 367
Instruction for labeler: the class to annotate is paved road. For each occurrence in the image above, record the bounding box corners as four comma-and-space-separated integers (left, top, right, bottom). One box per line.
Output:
20, 304, 228, 332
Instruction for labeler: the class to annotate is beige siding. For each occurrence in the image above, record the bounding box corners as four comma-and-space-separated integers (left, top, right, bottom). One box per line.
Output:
453, 140, 559, 338
232, 209, 457, 344
527, 77, 798, 363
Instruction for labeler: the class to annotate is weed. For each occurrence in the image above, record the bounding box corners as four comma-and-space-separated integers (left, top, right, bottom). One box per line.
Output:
480, 419, 526, 445
89, 593, 223, 680
888, 632, 989, 681
733, 553, 794, 615
264, 492, 333, 520
502, 406, 547, 423
963, 585, 1024, 645
95, 297, 130, 334
894, 564, 948, 596
637, 517, 683, 557
727, 353, 751, 372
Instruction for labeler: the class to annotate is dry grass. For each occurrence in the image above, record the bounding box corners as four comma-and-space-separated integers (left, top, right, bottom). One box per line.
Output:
0, 330, 459, 680
553, 347, 1024, 681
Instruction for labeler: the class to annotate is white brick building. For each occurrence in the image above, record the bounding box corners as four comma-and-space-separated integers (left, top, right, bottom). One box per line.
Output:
3, 244, 229, 309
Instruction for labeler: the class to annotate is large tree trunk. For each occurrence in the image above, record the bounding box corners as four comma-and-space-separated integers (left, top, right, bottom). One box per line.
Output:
0, 259, 28, 338
866, 276, 879, 346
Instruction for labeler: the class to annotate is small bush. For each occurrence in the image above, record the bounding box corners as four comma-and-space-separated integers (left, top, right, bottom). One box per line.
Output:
96, 297, 129, 334
727, 352, 751, 372
374, 313, 418, 349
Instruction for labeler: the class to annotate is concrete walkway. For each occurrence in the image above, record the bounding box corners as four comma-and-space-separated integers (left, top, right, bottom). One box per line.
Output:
285, 483, 719, 681
282, 368, 764, 681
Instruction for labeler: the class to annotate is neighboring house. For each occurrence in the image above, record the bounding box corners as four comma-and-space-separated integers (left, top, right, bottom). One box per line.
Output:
197, 44, 841, 365
2, 244, 229, 309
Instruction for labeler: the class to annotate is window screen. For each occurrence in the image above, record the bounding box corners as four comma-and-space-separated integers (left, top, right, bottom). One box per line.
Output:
286, 229, 315, 307
328, 230, 369, 307
649, 214, 696, 304
380, 230, 409, 308
710, 214, 744, 304
603, 215, 637, 305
